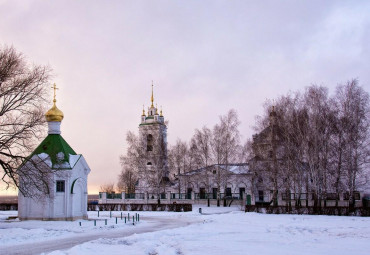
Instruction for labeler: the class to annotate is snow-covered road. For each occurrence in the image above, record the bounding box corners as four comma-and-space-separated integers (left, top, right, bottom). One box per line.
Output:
0, 215, 198, 255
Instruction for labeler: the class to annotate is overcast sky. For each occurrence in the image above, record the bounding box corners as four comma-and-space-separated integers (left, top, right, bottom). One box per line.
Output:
1, 0, 370, 194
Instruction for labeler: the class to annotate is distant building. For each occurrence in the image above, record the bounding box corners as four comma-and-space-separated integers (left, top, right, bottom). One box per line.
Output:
100, 99, 367, 207
177, 163, 252, 204
18, 85, 91, 220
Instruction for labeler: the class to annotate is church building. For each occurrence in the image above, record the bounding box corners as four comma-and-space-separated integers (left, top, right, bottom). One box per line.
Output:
135, 84, 171, 196
18, 85, 91, 220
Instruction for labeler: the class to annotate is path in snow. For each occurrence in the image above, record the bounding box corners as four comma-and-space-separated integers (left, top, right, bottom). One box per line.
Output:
1, 216, 199, 255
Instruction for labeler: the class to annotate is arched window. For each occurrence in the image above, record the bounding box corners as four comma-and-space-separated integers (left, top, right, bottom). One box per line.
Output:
147, 162, 152, 165
147, 134, 153, 151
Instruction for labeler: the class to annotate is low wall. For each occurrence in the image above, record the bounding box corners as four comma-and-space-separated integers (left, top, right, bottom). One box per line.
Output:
89, 203, 193, 212
0, 202, 192, 212
0, 203, 17, 211
245, 205, 370, 216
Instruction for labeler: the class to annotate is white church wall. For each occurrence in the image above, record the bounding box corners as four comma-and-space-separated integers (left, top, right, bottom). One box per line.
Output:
19, 156, 90, 221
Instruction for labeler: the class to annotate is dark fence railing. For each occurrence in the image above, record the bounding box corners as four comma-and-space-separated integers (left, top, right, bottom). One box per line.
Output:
106, 193, 122, 199
125, 193, 145, 199
170, 193, 192, 200
148, 193, 167, 199
88, 203, 193, 212
194, 193, 242, 200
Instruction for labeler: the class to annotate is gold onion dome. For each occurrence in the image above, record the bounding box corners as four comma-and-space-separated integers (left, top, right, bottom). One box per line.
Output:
45, 99, 64, 122
45, 83, 64, 122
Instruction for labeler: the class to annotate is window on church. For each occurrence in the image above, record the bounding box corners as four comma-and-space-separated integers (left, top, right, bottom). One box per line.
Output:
225, 187, 232, 197
258, 190, 264, 201
56, 180, 65, 192
212, 188, 218, 199
147, 162, 152, 165
199, 188, 206, 199
147, 134, 153, 151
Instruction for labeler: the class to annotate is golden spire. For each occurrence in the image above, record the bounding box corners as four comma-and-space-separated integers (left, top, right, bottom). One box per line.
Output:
151, 81, 154, 107
160, 105, 163, 117
142, 104, 146, 116
45, 83, 64, 122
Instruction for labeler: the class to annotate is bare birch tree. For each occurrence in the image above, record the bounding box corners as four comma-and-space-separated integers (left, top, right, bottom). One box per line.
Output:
251, 80, 369, 209
99, 183, 115, 193
190, 126, 213, 205
335, 80, 370, 207
211, 109, 241, 206
118, 131, 142, 194
169, 139, 188, 194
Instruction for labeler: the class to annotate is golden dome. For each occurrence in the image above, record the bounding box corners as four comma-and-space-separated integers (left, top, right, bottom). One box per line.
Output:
45, 100, 64, 122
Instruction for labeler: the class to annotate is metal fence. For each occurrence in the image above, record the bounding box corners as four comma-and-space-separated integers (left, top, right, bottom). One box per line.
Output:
106, 193, 122, 199
125, 193, 145, 199
194, 193, 242, 200
170, 193, 192, 200
148, 193, 167, 199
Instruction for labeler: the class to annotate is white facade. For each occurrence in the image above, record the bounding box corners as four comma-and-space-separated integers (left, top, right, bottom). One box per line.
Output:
18, 155, 90, 220
177, 164, 253, 203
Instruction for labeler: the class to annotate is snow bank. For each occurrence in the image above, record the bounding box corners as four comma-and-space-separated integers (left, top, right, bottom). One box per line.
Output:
1, 206, 369, 255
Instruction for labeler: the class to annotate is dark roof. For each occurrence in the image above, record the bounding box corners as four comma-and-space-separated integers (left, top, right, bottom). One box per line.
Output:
30, 134, 77, 168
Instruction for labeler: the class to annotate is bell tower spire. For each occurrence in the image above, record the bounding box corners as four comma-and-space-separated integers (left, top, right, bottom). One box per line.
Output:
151, 81, 154, 107
141, 81, 165, 124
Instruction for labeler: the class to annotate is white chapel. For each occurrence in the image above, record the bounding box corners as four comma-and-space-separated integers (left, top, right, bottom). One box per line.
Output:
18, 84, 91, 220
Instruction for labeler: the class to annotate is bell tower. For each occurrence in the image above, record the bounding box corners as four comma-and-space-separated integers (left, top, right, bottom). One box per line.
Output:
137, 82, 169, 193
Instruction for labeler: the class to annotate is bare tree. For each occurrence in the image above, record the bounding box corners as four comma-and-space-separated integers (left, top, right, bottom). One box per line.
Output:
335, 80, 370, 207
118, 131, 142, 194
251, 101, 286, 207
211, 109, 241, 206
190, 126, 213, 205
0, 46, 52, 197
99, 183, 115, 193
238, 139, 253, 163
117, 166, 137, 194
169, 139, 188, 194
250, 80, 369, 210
302, 86, 333, 209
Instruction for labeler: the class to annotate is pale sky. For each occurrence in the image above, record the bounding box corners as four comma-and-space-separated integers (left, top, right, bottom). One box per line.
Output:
1, 0, 370, 194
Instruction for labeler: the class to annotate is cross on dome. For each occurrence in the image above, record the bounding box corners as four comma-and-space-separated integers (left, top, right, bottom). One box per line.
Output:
52, 83, 59, 103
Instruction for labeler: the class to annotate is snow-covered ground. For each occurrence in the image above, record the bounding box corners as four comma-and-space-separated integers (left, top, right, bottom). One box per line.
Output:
1, 206, 369, 255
